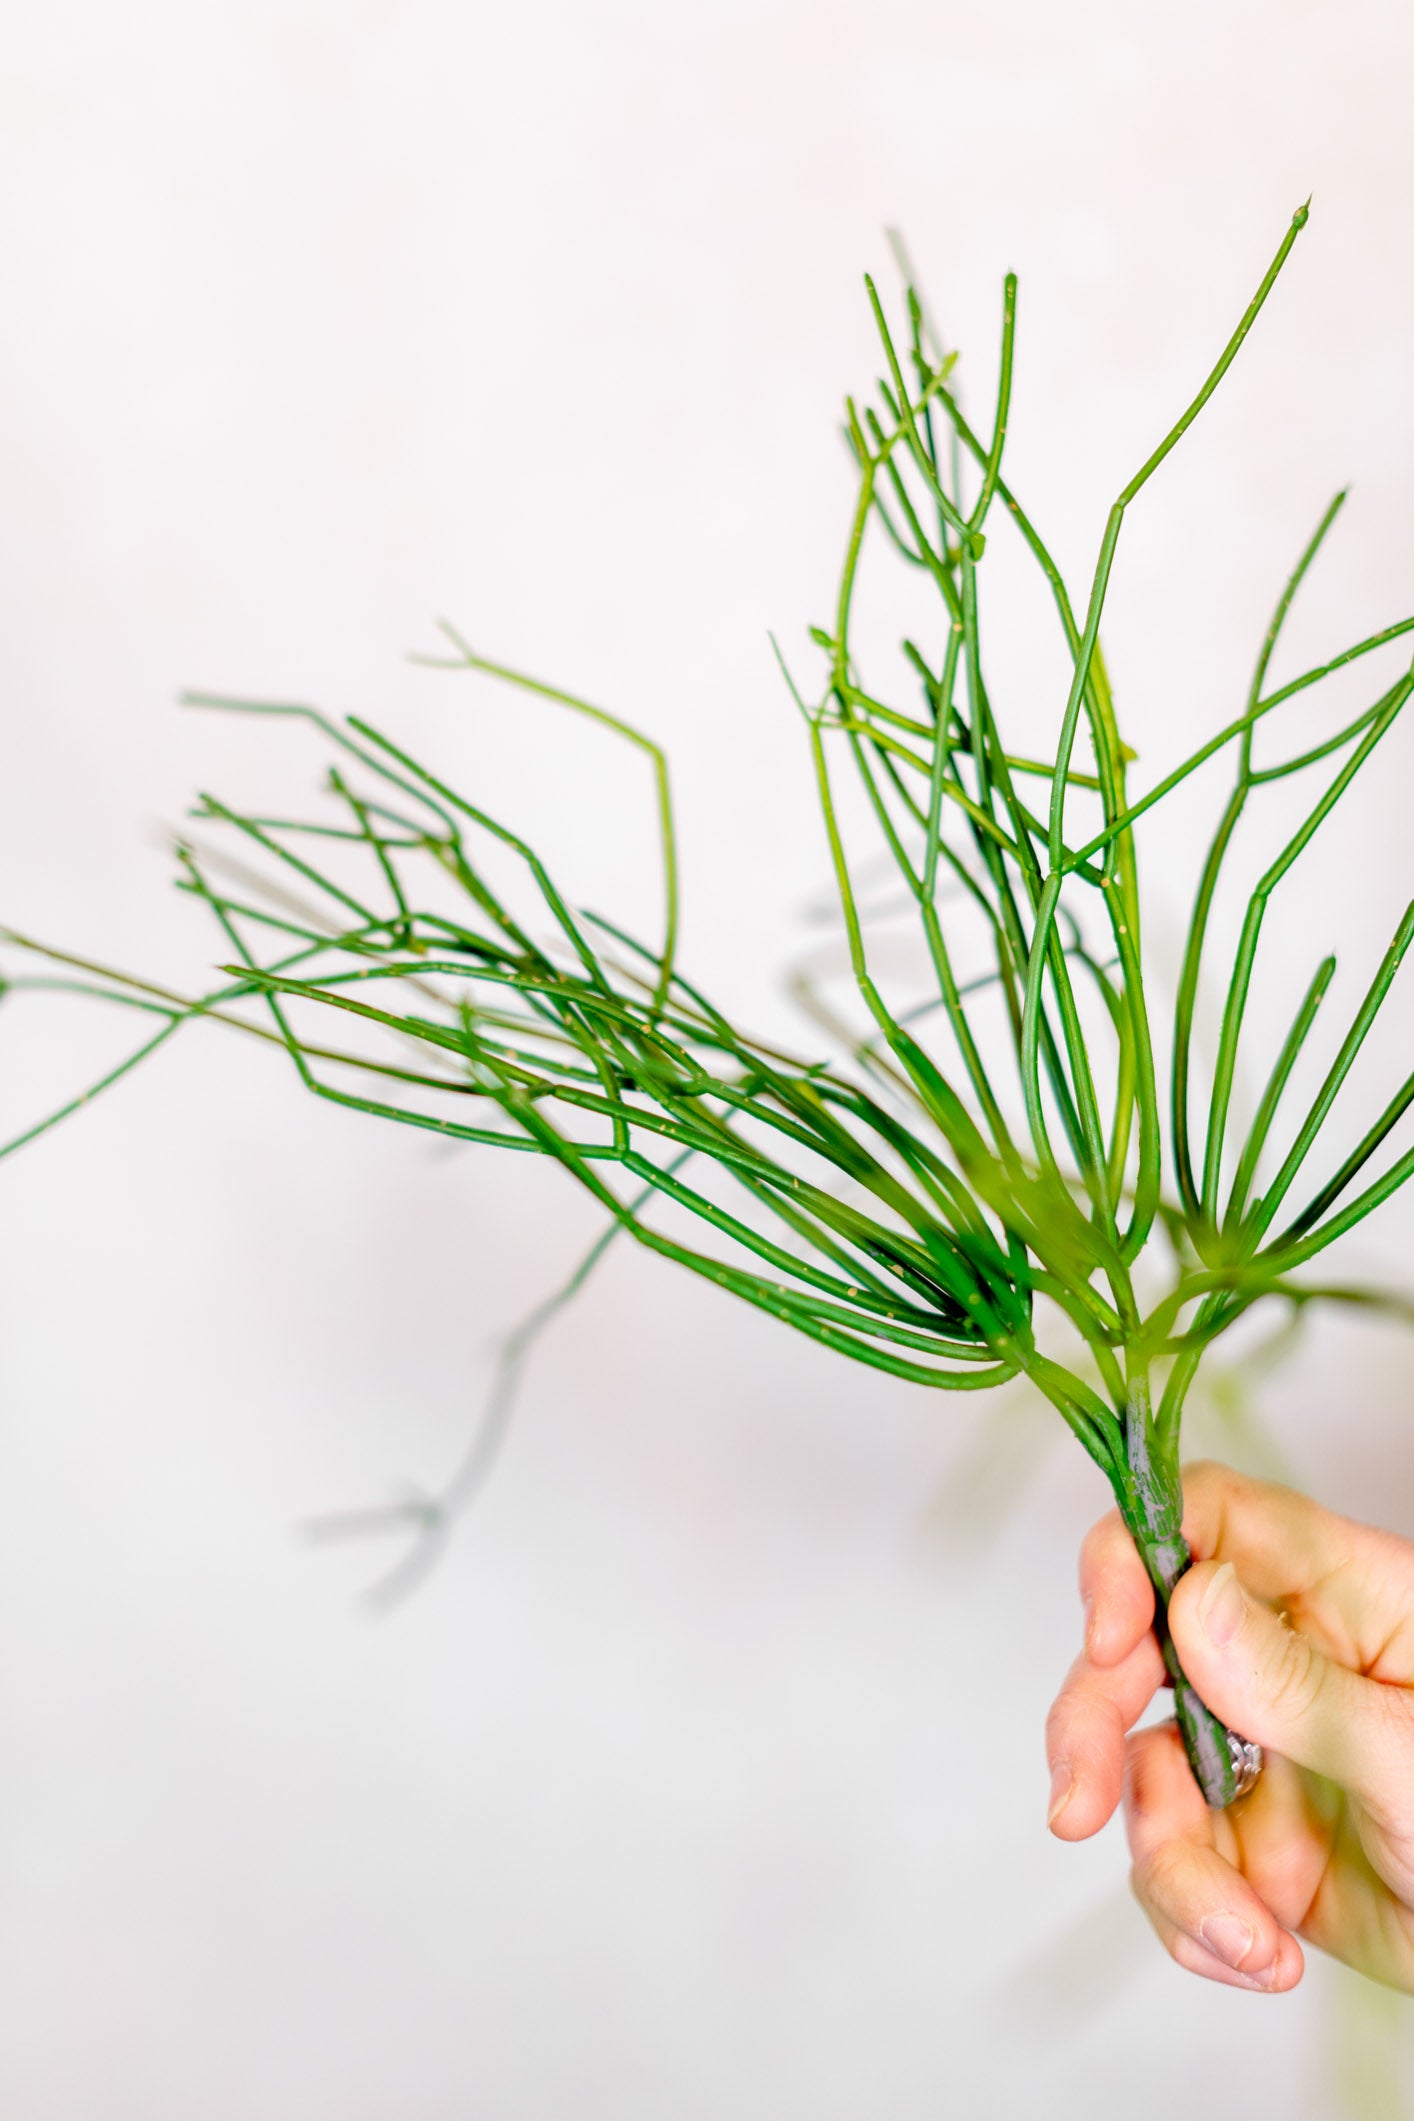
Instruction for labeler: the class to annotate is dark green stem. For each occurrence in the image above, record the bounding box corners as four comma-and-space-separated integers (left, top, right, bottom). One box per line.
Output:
1118, 1369, 1243, 1808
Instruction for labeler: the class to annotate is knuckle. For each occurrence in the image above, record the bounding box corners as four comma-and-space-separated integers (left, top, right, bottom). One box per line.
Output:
1179, 1458, 1240, 1505
1130, 1839, 1185, 1913
1044, 1660, 1090, 1751
1125, 1861, 1182, 1964
1121, 1721, 1171, 1818
1180, 1456, 1259, 1499
1264, 1621, 1328, 1726
1176, 1459, 1242, 1561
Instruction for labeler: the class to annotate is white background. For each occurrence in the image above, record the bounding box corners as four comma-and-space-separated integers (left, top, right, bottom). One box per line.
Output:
3, 2, 1414, 2113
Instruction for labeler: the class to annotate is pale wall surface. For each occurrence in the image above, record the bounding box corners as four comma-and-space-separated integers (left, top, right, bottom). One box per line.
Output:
2, 3, 1414, 2114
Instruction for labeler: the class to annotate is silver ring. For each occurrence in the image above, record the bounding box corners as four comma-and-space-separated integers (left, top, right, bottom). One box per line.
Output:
1227, 1731, 1263, 1799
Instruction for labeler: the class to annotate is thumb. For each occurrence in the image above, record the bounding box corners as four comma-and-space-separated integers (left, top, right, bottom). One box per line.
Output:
1170, 1560, 1413, 1814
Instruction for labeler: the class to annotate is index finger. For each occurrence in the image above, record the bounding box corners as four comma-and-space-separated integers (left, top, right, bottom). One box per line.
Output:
1078, 1463, 1414, 1680
1078, 1508, 1156, 1668
1176, 1462, 1414, 1681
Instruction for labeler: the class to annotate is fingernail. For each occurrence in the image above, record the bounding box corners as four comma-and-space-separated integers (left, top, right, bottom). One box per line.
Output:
1047, 1761, 1073, 1827
1199, 1913, 1256, 1970
1198, 1561, 1246, 1649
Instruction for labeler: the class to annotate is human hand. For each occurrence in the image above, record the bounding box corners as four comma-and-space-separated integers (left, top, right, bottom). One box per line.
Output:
1044, 1461, 1414, 1993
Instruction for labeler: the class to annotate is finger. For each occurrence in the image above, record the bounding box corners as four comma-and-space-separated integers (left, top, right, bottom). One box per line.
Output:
1125, 1721, 1304, 1992
1170, 1559, 1414, 1823
1219, 1747, 1340, 1935
1078, 1509, 1156, 1667
1177, 1462, 1414, 1674
1045, 1630, 1166, 1840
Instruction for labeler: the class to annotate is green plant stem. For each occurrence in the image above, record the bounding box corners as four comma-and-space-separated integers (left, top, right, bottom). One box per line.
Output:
1116, 1361, 1242, 1807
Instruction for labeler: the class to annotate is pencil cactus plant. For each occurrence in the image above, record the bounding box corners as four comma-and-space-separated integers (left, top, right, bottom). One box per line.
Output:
7, 200, 1414, 1808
